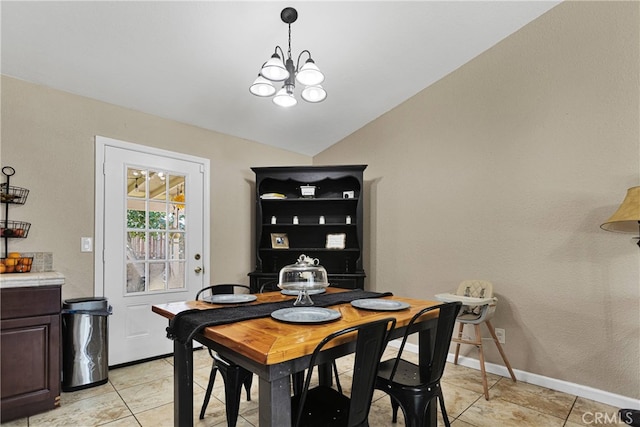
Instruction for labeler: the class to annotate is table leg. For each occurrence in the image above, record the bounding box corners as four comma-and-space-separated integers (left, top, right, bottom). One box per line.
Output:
419, 327, 437, 426
174, 340, 194, 427
318, 363, 333, 387
258, 374, 292, 427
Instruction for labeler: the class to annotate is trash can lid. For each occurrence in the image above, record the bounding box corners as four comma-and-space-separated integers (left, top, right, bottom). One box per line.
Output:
63, 297, 108, 311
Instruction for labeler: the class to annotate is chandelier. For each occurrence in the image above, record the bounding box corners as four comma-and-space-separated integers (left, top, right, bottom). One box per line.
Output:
249, 7, 326, 107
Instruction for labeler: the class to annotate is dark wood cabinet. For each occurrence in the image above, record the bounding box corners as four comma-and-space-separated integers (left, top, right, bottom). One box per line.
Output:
1, 285, 61, 422
249, 165, 367, 293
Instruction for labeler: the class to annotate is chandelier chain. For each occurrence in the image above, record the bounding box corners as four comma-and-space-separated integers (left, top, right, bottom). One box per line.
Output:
287, 24, 292, 60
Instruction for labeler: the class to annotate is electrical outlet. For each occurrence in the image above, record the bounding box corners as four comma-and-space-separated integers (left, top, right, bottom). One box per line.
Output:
494, 328, 505, 344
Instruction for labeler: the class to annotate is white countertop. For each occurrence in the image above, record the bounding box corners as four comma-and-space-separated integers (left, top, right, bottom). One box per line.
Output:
0, 271, 65, 288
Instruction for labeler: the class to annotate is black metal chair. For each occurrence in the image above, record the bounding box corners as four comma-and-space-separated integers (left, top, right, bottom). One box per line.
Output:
375, 301, 462, 427
291, 317, 397, 427
196, 284, 254, 426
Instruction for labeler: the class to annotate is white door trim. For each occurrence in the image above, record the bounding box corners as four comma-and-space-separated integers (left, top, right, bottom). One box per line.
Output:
94, 136, 211, 297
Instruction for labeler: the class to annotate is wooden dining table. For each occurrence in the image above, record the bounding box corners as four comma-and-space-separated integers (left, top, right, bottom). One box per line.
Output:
152, 288, 442, 427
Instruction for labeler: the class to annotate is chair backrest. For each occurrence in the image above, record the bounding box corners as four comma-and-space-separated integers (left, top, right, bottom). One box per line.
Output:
295, 317, 397, 427
195, 284, 250, 300
390, 302, 462, 386
455, 280, 496, 323
259, 280, 280, 293
455, 280, 493, 298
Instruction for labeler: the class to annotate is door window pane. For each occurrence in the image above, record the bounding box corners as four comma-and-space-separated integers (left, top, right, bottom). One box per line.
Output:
168, 232, 185, 260
148, 261, 167, 291
128, 168, 146, 199
167, 261, 185, 289
148, 201, 168, 230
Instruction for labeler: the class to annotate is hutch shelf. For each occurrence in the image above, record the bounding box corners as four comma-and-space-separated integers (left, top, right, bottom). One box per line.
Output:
249, 165, 367, 293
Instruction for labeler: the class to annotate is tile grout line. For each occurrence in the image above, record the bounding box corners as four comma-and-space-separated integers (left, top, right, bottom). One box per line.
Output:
453, 380, 486, 426
105, 379, 140, 426
562, 396, 579, 427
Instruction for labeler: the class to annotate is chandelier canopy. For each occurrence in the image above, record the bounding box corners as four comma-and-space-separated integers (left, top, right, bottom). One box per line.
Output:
250, 7, 326, 107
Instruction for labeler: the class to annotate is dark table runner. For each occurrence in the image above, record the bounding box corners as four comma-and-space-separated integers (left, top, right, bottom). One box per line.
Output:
167, 289, 392, 344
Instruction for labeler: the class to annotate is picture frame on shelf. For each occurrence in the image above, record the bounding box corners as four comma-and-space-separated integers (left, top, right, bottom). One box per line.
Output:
271, 233, 289, 249
342, 191, 355, 199
326, 233, 346, 249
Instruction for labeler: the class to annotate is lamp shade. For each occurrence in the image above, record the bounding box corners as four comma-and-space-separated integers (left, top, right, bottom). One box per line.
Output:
301, 85, 327, 103
600, 186, 640, 233
261, 54, 289, 81
296, 59, 325, 86
273, 88, 297, 107
249, 75, 276, 97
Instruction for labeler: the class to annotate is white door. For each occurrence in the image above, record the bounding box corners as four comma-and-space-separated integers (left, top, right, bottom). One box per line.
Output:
95, 136, 210, 365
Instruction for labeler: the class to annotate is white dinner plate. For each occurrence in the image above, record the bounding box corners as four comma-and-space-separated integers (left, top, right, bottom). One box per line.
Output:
204, 294, 257, 304
350, 299, 410, 311
281, 288, 326, 296
271, 307, 341, 324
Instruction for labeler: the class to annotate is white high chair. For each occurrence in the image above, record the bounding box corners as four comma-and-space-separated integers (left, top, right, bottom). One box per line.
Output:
436, 280, 516, 400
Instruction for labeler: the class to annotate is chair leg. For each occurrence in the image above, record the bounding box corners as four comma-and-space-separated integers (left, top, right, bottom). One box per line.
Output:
242, 373, 253, 401
474, 324, 490, 400
453, 322, 464, 365
199, 366, 218, 420
332, 361, 343, 394
390, 396, 400, 423
437, 389, 451, 427
220, 367, 246, 427
486, 320, 517, 382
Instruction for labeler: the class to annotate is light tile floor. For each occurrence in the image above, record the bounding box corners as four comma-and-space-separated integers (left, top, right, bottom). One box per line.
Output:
1, 348, 624, 427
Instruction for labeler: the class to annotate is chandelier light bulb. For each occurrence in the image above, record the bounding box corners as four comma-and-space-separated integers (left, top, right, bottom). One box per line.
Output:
296, 59, 325, 86
261, 54, 289, 81
249, 75, 276, 97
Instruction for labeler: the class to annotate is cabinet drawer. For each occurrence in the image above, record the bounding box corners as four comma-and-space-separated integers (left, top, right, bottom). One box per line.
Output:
1, 286, 61, 320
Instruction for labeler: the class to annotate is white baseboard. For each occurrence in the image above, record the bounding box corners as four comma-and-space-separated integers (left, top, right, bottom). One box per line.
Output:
387, 340, 640, 410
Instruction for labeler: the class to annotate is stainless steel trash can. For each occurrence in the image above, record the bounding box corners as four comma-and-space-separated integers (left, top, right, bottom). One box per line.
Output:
61, 297, 112, 392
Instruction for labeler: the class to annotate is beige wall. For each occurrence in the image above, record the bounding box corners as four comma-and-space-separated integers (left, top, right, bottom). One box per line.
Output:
315, 2, 639, 399
0, 76, 309, 299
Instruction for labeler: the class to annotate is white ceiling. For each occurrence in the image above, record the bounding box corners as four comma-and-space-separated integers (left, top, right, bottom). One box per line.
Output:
1, 1, 560, 156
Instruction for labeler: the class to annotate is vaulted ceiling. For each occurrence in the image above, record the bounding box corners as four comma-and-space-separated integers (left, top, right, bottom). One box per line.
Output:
1, 1, 560, 156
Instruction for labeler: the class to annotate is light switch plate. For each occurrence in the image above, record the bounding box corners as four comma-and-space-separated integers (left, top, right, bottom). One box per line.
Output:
81, 237, 93, 252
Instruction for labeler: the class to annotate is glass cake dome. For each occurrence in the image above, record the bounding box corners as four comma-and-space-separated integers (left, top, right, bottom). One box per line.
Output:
278, 254, 329, 305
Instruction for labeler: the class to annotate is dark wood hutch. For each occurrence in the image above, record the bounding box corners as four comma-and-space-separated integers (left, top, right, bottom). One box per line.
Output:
249, 165, 366, 293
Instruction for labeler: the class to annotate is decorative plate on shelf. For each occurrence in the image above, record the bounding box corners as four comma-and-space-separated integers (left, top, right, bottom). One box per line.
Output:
260, 193, 287, 199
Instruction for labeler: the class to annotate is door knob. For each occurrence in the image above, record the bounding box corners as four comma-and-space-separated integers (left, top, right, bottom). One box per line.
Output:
194, 266, 203, 273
